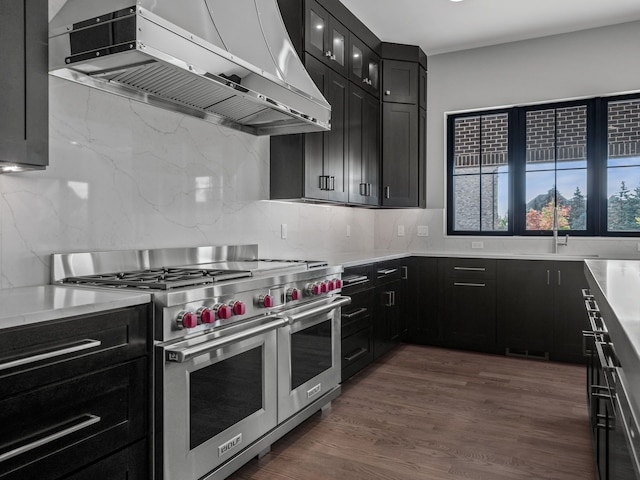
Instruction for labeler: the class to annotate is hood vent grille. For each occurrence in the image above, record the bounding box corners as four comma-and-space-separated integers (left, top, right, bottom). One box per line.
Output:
49, 1, 330, 136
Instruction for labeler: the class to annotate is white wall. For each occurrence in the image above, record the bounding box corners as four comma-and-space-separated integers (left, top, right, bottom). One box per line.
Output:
375, 20, 640, 259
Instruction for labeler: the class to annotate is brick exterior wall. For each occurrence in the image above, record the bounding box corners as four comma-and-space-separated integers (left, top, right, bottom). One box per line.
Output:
526, 106, 587, 163
609, 99, 640, 157
453, 114, 507, 231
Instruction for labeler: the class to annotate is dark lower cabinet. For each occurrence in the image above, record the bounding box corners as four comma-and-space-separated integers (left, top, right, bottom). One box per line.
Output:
341, 264, 375, 381
497, 259, 587, 363
405, 257, 440, 345
373, 260, 403, 358
62, 440, 148, 480
497, 260, 554, 358
552, 261, 589, 363
440, 258, 498, 353
0, 305, 151, 480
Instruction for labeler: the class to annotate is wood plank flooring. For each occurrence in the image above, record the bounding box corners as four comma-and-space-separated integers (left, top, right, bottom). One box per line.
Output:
226, 345, 595, 480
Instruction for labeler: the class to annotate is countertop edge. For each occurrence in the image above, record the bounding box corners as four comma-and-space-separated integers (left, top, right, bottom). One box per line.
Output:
0, 285, 151, 330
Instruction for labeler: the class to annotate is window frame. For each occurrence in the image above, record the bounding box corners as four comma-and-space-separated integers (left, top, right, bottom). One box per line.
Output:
446, 93, 640, 237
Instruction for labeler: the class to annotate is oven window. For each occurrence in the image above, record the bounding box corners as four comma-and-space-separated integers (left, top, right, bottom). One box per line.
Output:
189, 346, 263, 449
291, 319, 332, 389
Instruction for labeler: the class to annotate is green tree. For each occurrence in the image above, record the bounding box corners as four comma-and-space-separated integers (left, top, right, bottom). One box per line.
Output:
608, 181, 640, 231
568, 186, 586, 230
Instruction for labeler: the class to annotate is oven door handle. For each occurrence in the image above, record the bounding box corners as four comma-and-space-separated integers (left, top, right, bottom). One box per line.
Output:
164, 316, 289, 363
286, 296, 351, 325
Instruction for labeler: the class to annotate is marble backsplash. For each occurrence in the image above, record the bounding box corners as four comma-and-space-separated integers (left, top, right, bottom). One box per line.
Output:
0, 78, 375, 288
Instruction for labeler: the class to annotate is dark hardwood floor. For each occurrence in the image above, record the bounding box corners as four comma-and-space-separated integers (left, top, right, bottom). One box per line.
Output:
227, 344, 595, 480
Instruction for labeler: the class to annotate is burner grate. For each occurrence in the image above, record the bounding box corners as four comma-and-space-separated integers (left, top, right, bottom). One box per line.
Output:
64, 267, 251, 290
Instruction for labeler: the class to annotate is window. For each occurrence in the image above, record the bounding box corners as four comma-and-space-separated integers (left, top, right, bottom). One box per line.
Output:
606, 98, 640, 233
447, 94, 640, 236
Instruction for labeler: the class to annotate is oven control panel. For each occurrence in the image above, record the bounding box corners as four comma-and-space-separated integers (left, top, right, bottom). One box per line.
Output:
159, 273, 343, 341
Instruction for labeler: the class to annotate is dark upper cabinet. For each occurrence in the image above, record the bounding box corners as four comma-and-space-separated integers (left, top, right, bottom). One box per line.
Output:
349, 35, 380, 97
0, 0, 48, 172
382, 102, 420, 207
305, 0, 349, 77
382, 60, 418, 104
380, 44, 427, 208
348, 84, 379, 206
271, 54, 348, 203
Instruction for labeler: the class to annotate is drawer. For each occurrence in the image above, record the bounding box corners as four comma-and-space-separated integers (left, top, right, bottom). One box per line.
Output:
376, 260, 403, 286
341, 326, 373, 382
341, 290, 374, 335
342, 264, 375, 295
62, 440, 148, 480
442, 258, 496, 278
0, 358, 147, 480
0, 305, 149, 398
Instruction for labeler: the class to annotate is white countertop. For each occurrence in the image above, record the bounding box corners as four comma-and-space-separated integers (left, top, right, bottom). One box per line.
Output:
0, 285, 151, 329
585, 259, 640, 424
324, 250, 597, 268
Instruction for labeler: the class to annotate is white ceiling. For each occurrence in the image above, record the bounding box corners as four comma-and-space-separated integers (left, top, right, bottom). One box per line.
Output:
339, 0, 640, 55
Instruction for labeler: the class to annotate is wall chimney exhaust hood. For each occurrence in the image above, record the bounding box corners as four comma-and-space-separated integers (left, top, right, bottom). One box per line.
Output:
49, 0, 331, 136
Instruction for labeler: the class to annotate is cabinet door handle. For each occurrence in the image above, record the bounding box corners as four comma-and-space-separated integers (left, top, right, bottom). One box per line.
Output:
319, 175, 325, 190
359, 182, 366, 196
557, 270, 561, 286
454, 282, 486, 288
384, 186, 390, 198
367, 183, 372, 196
344, 347, 368, 362
546, 270, 550, 285
384, 291, 396, 306
0, 339, 102, 372
342, 307, 368, 319
0, 414, 101, 463
402, 266, 408, 280
329, 176, 335, 191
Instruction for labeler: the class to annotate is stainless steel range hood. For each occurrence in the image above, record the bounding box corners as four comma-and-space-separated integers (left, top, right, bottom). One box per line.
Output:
49, 0, 330, 136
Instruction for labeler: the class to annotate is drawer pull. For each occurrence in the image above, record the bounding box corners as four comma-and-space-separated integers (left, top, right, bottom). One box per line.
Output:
0, 414, 101, 463
0, 339, 102, 372
344, 347, 368, 362
453, 282, 485, 288
342, 307, 368, 319
453, 266, 486, 272
377, 268, 398, 276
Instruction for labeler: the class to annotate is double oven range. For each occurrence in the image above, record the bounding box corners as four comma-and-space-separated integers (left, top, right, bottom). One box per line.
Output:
52, 245, 349, 480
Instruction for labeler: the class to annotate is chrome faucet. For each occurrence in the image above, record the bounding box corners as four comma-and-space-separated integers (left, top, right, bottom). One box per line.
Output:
553, 206, 569, 254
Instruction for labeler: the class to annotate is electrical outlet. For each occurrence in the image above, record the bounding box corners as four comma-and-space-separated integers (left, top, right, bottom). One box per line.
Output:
397, 225, 405, 236
281, 223, 287, 239
346, 225, 351, 237
471, 241, 484, 249
417, 225, 429, 237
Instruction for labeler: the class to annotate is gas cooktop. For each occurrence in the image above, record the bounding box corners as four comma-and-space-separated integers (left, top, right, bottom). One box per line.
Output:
63, 266, 251, 290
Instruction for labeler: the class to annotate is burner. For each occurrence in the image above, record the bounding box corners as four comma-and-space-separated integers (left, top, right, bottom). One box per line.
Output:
64, 267, 251, 290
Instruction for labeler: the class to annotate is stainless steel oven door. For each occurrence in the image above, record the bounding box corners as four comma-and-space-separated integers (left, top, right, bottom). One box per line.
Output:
277, 296, 350, 423
159, 315, 288, 480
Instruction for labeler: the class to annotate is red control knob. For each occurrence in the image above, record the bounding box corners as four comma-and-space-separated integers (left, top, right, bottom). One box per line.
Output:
320, 281, 329, 293
334, 278, 343, 289
215, 304, 232, 320
327, 279, 336, 291
198, 307, 215, 324
230, 301, 246, 315
287, 288, 300, 301
310, 283, 322, 295
259, 294, 274, 308
177, 311, 198, 329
